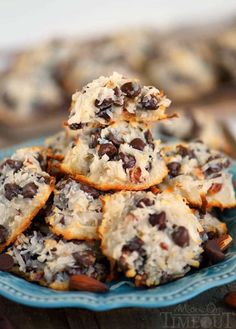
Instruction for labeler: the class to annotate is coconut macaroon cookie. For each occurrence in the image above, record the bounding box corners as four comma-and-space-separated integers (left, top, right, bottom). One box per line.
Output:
7, 229, 109, 290
46, 178, 103, 240
45, 128, 79, 161
0, 147, 54, 251
61, 121, 168, 191
99, 191, 204, 287
67, 72, 171, 128
154, 109, 231, 154
160, 141, 236, 209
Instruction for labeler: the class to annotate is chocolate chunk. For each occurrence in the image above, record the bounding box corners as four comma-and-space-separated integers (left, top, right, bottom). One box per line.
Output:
69, 123, 83, 130
98, 143, 118, 159
0, 254, 14, 271
141, 94, 159, 110
106, 132, 124, 146
172, 226, 190, 247
121, 82, 141, 98
130, 138, 146, 151
0, 159, 23, 172
204, 239, 225, 263
167, 162, 181, 178
73, 250, 96, 267
177, 145, 195, 159
119, 152, 136, 169
80, 184, 100, 198
22, 182, 38, 198
4, 183, 21, 201
144, 129, 153, 144
148, 211, 166, 230
137, 198, 154, 208
122, 236, 144, 253
0, 225, 8, 244
95, 98, 113, 110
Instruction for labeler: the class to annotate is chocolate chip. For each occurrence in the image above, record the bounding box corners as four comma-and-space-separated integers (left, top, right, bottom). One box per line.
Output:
36, 153, 47, 171
59, 216, 65, 225
121, 82, 141, 98
0, 225, 8, 244
172, 226, 190, 247
80, 184, 100, 198
145, 161, 152, 172
21, 182, 38, 198
89, 129, 101, 148
130, 138, 146, 151
148, 212, 166, 230
205, 163, 223, 177
57, 192, 69, 210
177, 145, 195, 159
73, 251, 96, 267
0, 159, 23, 172
69, 123, 83, 130
0, 254, 14, 271
113, 87, 124, 106
141, 94, 159, 110
95, 98, 113, 110
122, 236, 144, 253
97, 110, 111, 121
98, 143, 118, 159
4, 183, 21, 201
160, 272, 173, 284
119, 152, 136, 169
136, 198, 154, 208
167, 162, 181, 178
204, 239, 225, 263
106, 132, 124, 146
144, 130, 153, 144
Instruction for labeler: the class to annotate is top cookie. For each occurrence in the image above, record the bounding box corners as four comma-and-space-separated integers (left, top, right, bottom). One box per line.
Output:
67, 72, 171, 128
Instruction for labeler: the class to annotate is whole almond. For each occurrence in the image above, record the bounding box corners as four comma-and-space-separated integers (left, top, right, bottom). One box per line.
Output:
69, 275, 108, 293
224, 292, 236, 309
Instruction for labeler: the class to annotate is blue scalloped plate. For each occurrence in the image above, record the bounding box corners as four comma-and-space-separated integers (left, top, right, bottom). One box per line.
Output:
0, 138, 236, 310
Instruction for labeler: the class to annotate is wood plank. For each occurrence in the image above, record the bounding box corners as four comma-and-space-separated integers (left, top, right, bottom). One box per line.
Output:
0, 297, 69, 329
0, 282, 236, 329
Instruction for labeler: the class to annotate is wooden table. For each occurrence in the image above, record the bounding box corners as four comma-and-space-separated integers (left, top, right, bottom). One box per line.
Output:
0, 282, 236, 329
0, 98, 235, 329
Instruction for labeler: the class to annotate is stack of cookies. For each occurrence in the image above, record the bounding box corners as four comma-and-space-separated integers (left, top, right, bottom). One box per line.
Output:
0, 72, 235, 290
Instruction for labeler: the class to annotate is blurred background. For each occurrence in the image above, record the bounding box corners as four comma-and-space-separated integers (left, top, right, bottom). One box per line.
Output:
0, 0, 235, 156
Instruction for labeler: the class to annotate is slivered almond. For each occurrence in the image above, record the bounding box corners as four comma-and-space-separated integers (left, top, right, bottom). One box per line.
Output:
216, 234, 233, 251
207, 183, 222, 194
69, 275, 108, 293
